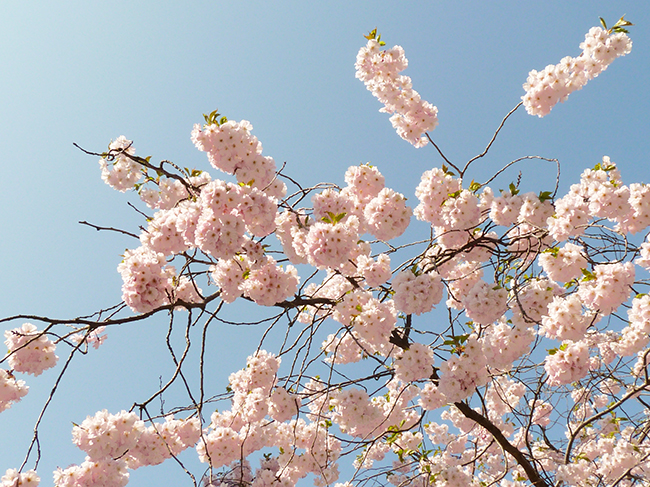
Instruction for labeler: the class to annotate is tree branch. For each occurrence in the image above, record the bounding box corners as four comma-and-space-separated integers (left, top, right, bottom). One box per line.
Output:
454, 401, 550, 487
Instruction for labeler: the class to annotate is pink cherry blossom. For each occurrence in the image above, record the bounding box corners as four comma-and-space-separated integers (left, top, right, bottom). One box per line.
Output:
4, 323, 58, 376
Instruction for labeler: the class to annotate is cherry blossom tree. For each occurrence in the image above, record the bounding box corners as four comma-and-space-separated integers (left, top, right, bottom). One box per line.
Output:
3, 15, 650, 487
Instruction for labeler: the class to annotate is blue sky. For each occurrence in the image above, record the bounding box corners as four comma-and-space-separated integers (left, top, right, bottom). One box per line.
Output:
1, 1, 649, 485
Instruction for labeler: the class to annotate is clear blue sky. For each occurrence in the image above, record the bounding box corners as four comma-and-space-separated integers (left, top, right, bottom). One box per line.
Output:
1, 2, 649, 485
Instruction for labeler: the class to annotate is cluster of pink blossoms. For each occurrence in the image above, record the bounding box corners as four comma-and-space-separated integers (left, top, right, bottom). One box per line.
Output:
414, 168, 461, 225
523, 26, 632, 117
462, 281, 509, 326
1, 323, 58, 413
197, 351, 344, 486
540, 294, 597, 341
276, 164, 409, 277
577, 261, 634, 315
138, 177, 278, 261
355, 37, 438, 147
4, 323, 58, 376
140, 172, 211, 210
392, 269, 443, 316
55, 409, 200, 487
438, 337, 490, 402
0, 369, 28, 413
326, 380, 420, 443
548, 158, 650, 241
117, 247, 188, 313
613, 294, 650, 356
98, 136, 141, 192
393, 342, 434, 382
102, 119, 305, 313
539, 242, 588, 283
329, 290, 397, 358
211, 254, 299, 307
544, 340, 592, 386
1, 469, 39, 487
191, 119, 286, 200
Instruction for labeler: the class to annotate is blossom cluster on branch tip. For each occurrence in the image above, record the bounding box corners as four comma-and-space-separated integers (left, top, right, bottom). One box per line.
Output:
98, 136, 141, 192
522, 19, 633, 117
355, 30, 438, 147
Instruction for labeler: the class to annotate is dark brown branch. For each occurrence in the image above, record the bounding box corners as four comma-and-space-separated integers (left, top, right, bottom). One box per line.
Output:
0, 291, 223, 328
462, 102, 523, 175
389, 314, 412, 350
273, 296, 338, 309
73, 142, 198, 196
424, 133, 460, 174
454, 401, 550, 487
79, 220, 139, 239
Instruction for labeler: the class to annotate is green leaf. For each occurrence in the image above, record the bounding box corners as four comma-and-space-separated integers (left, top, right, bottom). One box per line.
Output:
599, 17, 608, 30
612, 15, 634, 31
547, 348, 558, 355
538, 190, 553, 202
543, 246, 560, 257
364, 28, 378, 40
581, 268, 596, 281
594, 162, 616, 172
441, 164, 455, 176
203, 109, 223, 126
326, 211, 347, 224
508, 182, 519, 196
